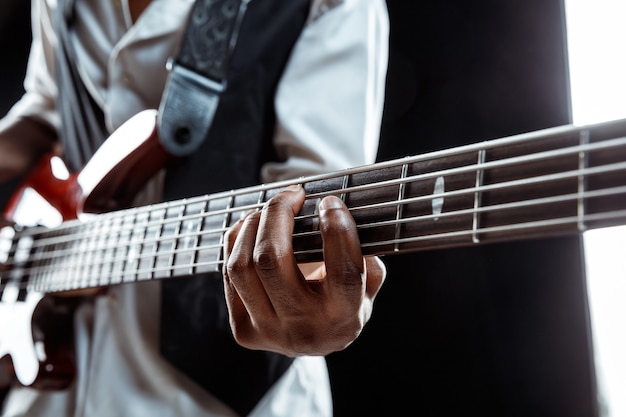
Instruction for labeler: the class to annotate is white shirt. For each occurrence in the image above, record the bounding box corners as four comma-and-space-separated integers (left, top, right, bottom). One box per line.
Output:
8, 0, 389, 182
1, 0, 389, 416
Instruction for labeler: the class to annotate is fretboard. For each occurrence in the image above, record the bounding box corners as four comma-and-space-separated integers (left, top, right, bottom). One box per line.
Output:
5, 117, 626, 294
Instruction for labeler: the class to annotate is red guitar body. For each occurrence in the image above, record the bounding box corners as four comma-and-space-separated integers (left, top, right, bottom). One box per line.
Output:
0, 110, 170, 390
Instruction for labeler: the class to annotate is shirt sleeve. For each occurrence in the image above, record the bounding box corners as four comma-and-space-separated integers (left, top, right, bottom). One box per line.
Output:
260, 0, 389, 183
2, 0, 60, 132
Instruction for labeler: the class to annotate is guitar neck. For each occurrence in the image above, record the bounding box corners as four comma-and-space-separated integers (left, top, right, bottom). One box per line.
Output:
5, 117, 626, 294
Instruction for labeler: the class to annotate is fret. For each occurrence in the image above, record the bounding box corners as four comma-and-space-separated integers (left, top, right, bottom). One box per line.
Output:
97, 215, 115, 287
109, 215, 126, 285
195, 195, 232, 274
129, 210, 150, 281
119, 211, 138, 284
69, 225, 90, 290
472, 149, 486, 243
188, 199, 209, 275
257, 189, 266, 206
86, 220, 103, 288
578, 129, 590, 231
394, 151, 476, 254
340, 174, 350, 203
162, 204, 184, 277
78, 223, 93, 290
67, 225, 83, 290
138, 207, 163, 280
46, 227, 65, 291
217, 195, 234, 269
10, 234, 33, 295
30, 233, 49, 292
14, 234, 30, 295
59, 225, 74, 290
151, 206, 169, 279
178, 200, 205, 276
294, 183, 324, 239
582, 120, 626, 230
44, 228, 64, 289
394, 164, 409, 252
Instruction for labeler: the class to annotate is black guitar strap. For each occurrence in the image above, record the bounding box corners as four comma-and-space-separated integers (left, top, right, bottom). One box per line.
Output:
157, 0, 250, 156
55, 0, 249, 168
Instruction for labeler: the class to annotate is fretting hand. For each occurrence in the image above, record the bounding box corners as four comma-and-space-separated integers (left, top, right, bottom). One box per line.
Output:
223, 185, 386, 357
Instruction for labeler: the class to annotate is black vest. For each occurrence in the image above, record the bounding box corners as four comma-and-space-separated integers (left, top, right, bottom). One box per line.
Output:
55, 0, 311, 415
159, 1, 310, 415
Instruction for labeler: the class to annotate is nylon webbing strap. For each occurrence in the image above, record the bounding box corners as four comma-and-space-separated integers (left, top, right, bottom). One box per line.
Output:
158, 0, 250, 156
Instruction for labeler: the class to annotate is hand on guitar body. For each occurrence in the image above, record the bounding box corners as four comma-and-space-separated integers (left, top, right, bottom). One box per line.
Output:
223, 185, 386, 357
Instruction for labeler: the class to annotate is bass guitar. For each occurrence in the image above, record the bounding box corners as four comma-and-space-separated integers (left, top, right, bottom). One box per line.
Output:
1, 109, 626, 389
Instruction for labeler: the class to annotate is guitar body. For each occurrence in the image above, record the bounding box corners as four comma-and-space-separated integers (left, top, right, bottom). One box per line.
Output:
0, 110, 168, 389
4, 109, 169, 225
0, 293, 78, 390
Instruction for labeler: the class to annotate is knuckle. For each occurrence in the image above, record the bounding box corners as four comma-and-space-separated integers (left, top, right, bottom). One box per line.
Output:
333, 261, 366, 291
225, 255, 251, 278
265, 193, 293, 214
253, 242, 286, 273
231, 327, 255, 348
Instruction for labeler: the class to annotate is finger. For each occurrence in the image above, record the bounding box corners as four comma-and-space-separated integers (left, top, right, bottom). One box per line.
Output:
224, 211, 276, 320
222, 272, 254, 343
253, 185, 311, 310
364, 256, 386, 300
222, 215, 254, 337
222, 213, 245, 276
318, 195, 366, 302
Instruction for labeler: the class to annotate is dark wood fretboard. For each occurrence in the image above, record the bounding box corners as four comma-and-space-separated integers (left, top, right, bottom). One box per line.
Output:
4, 117, 626, 294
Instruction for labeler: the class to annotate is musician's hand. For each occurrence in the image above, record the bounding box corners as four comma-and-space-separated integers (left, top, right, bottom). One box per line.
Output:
223, 185, 386, 357
0, 117, 58, 183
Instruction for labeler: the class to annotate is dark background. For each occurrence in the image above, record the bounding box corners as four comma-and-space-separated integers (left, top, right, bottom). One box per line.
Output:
0, 1, 597, 416
327, 1, 596, 416
0, 0, 32, 203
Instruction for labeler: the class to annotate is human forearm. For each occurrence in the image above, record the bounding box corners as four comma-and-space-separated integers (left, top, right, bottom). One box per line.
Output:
0, 115, 58, 183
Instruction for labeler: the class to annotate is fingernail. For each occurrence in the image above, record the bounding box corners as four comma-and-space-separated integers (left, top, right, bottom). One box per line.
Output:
284, 184, 302, 192
319, 196, 343, 210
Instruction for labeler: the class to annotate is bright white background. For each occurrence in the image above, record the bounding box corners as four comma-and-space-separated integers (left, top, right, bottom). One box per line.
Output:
565, 0, 626, 415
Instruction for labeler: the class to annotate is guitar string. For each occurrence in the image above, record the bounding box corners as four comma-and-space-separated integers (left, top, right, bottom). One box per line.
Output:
19, 184, 626, 280
11, 132, 626, 245
10, 208, 626, 294
11, 154, 626, 264
4, 180, 626, 293
13, 133, 626, 250
3, 142, 626, 274
2, 137, 626, 291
